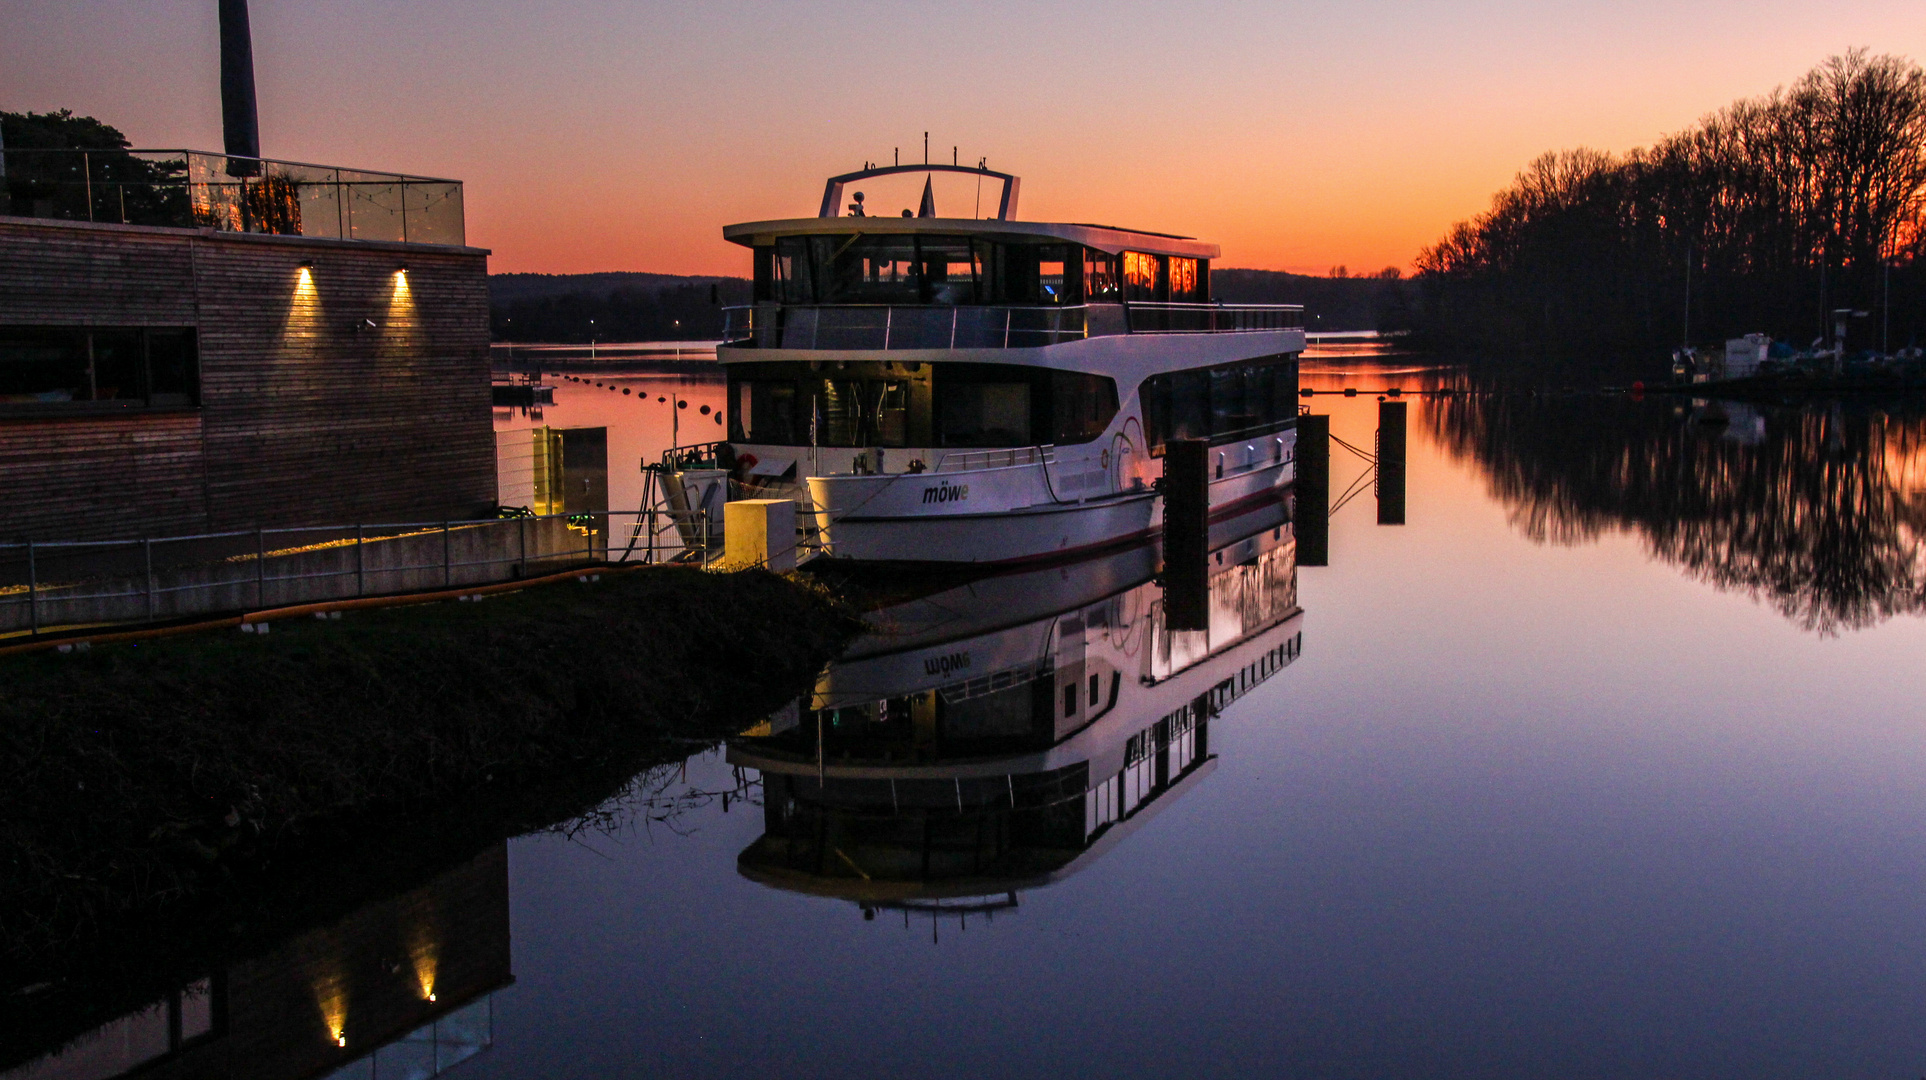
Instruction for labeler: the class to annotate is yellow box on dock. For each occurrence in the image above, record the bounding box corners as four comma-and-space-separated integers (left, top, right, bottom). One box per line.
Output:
721, 500, 798, 573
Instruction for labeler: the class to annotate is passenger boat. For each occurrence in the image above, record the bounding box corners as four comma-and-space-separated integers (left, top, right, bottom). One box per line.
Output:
729, 518, 1304, 908
706, 163, 1306, 565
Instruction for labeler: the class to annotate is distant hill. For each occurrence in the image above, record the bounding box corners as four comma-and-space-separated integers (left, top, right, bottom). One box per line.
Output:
1211, 269, 1416, 333
489, 273, 752, 342
488, 272, 741, 304
487, 268, 1412, 342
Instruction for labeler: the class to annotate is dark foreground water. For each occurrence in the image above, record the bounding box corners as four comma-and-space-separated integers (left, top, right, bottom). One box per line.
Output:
17, 358, 1926, 1079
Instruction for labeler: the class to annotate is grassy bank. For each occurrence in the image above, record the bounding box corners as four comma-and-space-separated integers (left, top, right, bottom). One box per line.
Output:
0, 566, 857, 961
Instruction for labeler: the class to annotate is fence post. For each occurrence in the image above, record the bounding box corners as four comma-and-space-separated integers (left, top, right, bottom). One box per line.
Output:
355, 524, 365, 597
256, 527, 266, 608
144, 537, 156, 621
442, 522, 452, 586
27, 540, 38, 636
518, 515, 527, 576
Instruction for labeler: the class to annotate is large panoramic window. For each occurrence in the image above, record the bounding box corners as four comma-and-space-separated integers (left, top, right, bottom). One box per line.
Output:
730, 360, 1118, 449
0, 326, 199, 411
1140, 353, 1298, 454
729, 361, 928, 448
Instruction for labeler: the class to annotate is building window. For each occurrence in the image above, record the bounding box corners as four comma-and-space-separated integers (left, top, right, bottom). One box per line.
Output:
0, 326, 199, 413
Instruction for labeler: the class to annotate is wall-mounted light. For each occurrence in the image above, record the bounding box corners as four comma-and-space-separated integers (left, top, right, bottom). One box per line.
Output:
395, 263, 409, 274
297, 259, 315, 269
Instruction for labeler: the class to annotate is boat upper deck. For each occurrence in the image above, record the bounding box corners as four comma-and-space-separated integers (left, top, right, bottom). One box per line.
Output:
720, 164, 1300, 352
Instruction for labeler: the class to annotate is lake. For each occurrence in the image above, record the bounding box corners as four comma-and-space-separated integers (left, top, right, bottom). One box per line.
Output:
17, 354, 1926, 1079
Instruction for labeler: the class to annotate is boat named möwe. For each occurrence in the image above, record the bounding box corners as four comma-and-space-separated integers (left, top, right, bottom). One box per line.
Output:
708, 162, 1305, 565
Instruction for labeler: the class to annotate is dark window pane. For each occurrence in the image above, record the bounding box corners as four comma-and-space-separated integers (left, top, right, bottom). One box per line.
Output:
90, 329, 144, 401
1051, 371, 1119, 444
917, 236, 981, 305
1168, 369, 1208, 441
937, 379, 1032, 447
1085, 250, 1120, 301
0, 326, 88, 403
776, 237, 815, 303
146, 329, 198, 405
731, 375, 799, 444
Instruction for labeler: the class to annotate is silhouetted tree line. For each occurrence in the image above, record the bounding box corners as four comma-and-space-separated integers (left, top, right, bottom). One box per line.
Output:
1429, 393, 1926, 634
489, 275, 753, 342
1211, 267, 1416, 332
1, 110, 190, 225
1415, 51, 1926, 362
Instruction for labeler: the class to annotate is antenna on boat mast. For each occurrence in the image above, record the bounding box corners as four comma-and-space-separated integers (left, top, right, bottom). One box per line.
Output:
923, 132, 929, 165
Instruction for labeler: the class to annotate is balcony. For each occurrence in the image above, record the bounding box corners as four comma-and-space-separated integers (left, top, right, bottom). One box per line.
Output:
721, 301, 1302, 350
0, 148, 464, 246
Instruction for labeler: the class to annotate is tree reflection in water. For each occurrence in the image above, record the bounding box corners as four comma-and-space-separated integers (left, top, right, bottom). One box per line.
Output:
1430, 393, 1926, 634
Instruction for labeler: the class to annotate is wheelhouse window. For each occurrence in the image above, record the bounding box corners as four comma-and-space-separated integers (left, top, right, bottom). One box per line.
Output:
1121, 252, 1210, 304
1085, 250, 1121, 302
1123, 251, 1162, 302
1140, 353, 1298, 454
753, 236, 1160, 308
0, 326, 199, 412
729, 360, 1118, 449
1168, 257, 1202, 302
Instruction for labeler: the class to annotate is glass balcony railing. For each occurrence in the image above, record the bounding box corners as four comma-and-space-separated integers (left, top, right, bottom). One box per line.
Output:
0, 148, 464, 246
721, 301, 1303, 349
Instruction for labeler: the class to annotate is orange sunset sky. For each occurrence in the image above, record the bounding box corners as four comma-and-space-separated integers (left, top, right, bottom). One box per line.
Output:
5, 1, 1922, 277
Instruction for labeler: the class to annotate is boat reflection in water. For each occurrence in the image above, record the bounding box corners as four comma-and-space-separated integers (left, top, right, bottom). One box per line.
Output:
730, 509, 1303, 922
0, 846, 510, 1080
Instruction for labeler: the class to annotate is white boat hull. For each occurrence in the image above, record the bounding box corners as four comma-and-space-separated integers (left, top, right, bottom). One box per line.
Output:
810, 450, 1294, 565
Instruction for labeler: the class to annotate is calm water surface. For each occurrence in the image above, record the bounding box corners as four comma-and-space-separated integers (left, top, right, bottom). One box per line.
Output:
25, 358, 1924, 1080
466, 360, 1926, 1078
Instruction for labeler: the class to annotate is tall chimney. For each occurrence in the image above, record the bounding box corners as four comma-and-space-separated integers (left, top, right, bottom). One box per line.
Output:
219, 0, 261, 163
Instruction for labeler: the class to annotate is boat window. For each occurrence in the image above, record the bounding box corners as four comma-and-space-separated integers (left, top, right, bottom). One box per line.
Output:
1085, 250, 1121, 302
728, 361, 926, 447
918, 236, 983, 305
938, 379, 1032, 447
732, 377, 803, 444
993, 243, 1079, 306
774, 237, 815, 304
1123, 251, 1163, 302
1052, 371, 1120, 444
1168, 257, 1203, 303
1140, 353, 1298, 454
818, 235, 920, 305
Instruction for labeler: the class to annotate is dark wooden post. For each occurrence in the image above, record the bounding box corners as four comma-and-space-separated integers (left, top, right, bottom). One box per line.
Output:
1161, 438, 1209, 631
1296, 415, 1329, 566
1377, 401, 1407, 526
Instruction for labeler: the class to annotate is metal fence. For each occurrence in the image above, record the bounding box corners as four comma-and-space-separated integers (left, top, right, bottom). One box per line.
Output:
0, 511, 712, 637
0, 148, 464, 246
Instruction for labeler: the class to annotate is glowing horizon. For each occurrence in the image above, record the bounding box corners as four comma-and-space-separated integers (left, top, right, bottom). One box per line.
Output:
5, 0, 1921, 277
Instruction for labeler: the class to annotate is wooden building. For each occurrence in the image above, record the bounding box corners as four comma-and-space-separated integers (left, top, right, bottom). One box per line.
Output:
0, 204, 493, 541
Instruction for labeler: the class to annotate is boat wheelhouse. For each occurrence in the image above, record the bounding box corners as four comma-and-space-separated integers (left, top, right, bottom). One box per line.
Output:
711, 163, 1306, 565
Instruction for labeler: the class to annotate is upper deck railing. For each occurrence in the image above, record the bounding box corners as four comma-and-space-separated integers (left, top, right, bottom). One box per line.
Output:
0, 148, 464, 246
720, 301, 1302, 350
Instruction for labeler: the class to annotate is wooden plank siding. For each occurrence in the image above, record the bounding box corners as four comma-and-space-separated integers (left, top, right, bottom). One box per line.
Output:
0, 217, 495, 540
